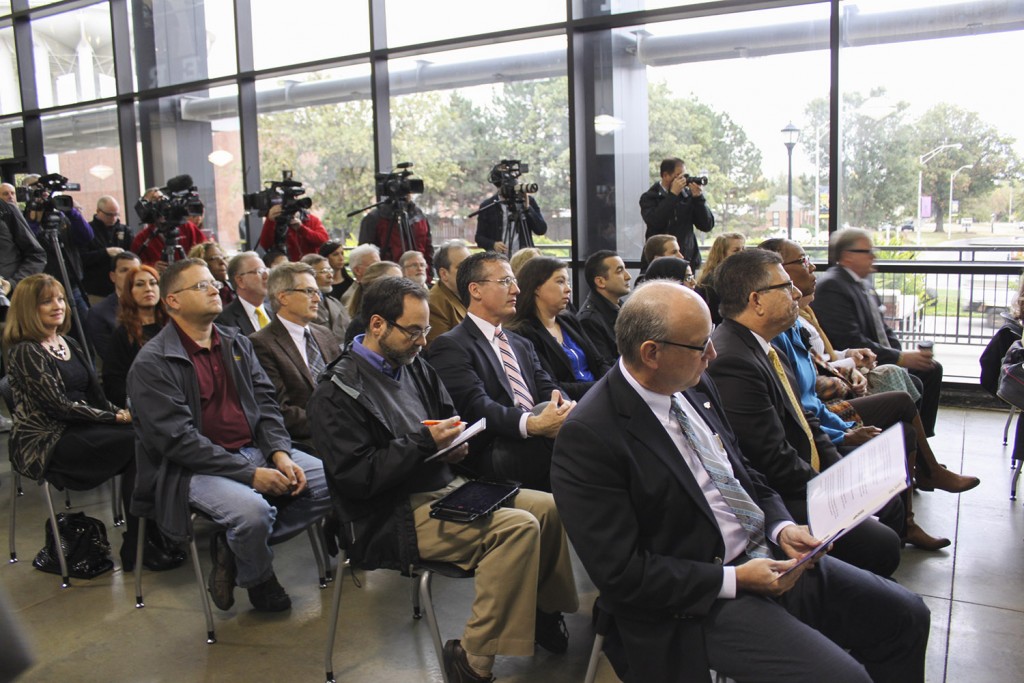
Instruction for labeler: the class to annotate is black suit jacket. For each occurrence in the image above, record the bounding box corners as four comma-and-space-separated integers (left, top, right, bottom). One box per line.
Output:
474, 194, 547, 251
250, 319, 341, 443
429, 316, 560, 454
510, 312, 611, 401
551, 365, 791, 680
638, 181, 715, 268
707, 319, 840, 502
811, 266, 902, 366
577, 292, 620, 362
215, 298, 274, 337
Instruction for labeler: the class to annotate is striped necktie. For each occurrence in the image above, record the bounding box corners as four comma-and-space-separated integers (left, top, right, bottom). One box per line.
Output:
255, 305, 270, 329
767, 347, 821, 472
860, 280, 892, 349
494, 328, 534, 411
305, 328, 326, 381
670, 396, 771, 559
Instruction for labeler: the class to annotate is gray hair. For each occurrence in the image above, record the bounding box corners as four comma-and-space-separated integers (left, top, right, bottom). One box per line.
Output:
830, 227, 872, 262
348, 243, 381, 270
227, 251, 261, 285
434, 239, 468, 274
715, 249, 782, 320
399, 250, 425, 267
267, 261, 315, 313
616, 282, 672, 365
300, 253, 327, 269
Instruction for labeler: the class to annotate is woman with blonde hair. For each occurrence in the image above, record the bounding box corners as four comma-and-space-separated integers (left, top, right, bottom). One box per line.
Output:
695, 231, 745, 324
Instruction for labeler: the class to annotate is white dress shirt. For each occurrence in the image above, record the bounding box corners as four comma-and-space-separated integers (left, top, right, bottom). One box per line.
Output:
467, 311, 531, 438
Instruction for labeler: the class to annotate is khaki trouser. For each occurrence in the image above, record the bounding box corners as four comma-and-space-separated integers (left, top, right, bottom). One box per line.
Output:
411, 480, 579, 657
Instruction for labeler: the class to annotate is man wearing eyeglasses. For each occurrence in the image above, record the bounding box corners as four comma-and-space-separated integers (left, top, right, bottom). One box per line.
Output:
251, 262, 341, 448
216, 251, 275, 335
550, 280, 929, 683
429, 251, 576, 492
309, 276, 579, 683
707, 249, 903, 578
812, 228, 943, 438
82, 196, 134, 299
127, 258, 331, 613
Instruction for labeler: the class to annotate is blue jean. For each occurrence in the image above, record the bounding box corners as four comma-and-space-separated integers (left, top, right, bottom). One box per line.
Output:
188, 447, 331, 588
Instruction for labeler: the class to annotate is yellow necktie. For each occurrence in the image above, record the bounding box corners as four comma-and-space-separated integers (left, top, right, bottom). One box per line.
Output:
767, 347, 820, 472
255, 306, 270, 329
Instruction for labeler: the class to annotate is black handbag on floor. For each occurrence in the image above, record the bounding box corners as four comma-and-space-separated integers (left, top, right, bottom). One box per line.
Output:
32, 512, 114, 579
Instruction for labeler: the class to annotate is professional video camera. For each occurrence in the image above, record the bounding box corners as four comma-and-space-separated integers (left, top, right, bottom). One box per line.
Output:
134, 174, 205, 226
16, 173, 81, 232
375, 162, 424, 199
490, 159, 538, 204
242, 170, 313, 219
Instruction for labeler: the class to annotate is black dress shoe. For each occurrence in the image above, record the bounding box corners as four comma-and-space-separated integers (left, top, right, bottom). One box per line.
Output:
442, 640, 494, 683
247, 574, 291, 612
535, 610, 569, 654
208, 532, 237, 611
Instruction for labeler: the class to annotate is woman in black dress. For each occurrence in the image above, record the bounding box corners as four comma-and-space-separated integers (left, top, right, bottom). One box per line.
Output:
4, 274, 180, 571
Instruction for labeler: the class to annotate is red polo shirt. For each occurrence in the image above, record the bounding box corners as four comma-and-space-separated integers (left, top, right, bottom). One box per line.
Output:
173, 321, 253, 451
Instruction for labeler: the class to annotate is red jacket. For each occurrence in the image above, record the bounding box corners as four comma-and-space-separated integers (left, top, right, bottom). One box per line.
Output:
131, 221, 206, 265
258, 213, 329, 261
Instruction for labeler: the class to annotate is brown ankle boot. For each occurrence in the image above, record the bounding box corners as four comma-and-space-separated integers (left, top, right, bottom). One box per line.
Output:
903, 521, 951, 551
915, 466, 980, 493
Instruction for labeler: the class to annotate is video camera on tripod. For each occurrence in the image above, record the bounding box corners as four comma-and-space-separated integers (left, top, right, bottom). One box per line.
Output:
135, 174, 204, 262
242, 170, 313, 251
375, 162, 424, 199
16, 173, 81, 233
349, 162, 426, 258
490, 159, 538, 205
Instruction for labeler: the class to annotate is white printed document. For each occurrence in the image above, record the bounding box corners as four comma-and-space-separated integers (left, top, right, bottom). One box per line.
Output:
425, 418, 487, 462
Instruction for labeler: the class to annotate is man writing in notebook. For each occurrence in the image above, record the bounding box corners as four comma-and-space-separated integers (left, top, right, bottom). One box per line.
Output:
308, 276, 578, 683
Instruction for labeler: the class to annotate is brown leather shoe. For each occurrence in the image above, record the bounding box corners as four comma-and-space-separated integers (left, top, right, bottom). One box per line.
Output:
916, 467, 980, 494
902, 522, 951, 551
442, 640, 494, 683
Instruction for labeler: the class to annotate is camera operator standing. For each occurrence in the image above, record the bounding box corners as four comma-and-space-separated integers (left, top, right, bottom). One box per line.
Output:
0, 183, 46, 301
82, 196, 134, 298
131, 184, 206, 269
21, 175, 94, 324
474, 161, 547, 254
356, 164, 433, 283
257, 204, 328, 261
639, 157, 715, 270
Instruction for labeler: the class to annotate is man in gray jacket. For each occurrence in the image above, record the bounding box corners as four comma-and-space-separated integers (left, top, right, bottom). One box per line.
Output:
127, 258, 331, 613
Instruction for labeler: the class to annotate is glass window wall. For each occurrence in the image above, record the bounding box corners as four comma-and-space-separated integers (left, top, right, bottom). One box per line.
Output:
0, 23, 19, 115
385, 0, 564, 47
249, 0, 369, 71
30, 4, 115, 108
40, 104, 121, 221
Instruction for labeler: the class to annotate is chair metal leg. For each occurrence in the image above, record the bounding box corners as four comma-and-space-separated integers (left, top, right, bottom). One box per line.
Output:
14, 471, 23, 496
112, 475, 124, 527
8, 472, 17, 563
324, 550, 346, 683
134, 520, 147, 608
411, 568, 423, 619
64, 489, 72, 510
583, 632, 605, 683
189, 514, 216, 644
418, 569, 450, 683
1012, 457, 1023, 501
307, 524, 328, 589
42, 484, 70, 588
1004, 406, 1017, 445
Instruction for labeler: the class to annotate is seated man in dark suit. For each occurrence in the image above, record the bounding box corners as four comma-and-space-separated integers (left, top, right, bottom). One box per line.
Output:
811, 228, 943, 437
578, 249, 630, 361
309, 276, 578, 683
84, 251, 140, 365
429, 252, 576, 492
215, 251, 274, 335
551, 281, 930, 683
707, 249, 903, 577
251, 262, 341, 449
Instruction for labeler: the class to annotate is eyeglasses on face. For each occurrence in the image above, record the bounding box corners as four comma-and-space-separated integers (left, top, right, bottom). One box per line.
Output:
385, 319, 431, 341
782, 255, 811, 269
284, 287, 321, 298
316, 268, 333, 275
240, 267, 271, 277
653, 327, 715, 354
755, 280, 796, 294
845, 249, 875, 256
172, 279, 224, 294
474, 276, 517, 288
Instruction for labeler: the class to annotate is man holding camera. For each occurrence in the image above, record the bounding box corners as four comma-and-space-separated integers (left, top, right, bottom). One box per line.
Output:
640, 157, 715, 269
475, 162, 547, 255
0, 183, 46, 301
257, 205, 328, 262
131, 187, 206, 268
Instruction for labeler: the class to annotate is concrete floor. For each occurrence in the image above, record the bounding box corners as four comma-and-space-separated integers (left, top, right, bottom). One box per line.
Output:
1, 405, 1022, 683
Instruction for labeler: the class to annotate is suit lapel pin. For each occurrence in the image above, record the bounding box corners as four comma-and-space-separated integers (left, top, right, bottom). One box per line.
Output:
703, 401, 711, 409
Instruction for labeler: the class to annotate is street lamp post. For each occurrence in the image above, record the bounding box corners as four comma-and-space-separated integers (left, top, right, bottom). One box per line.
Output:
782, 122, 800, 240
947, 164, 973, 238
916, 143, 962, 244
